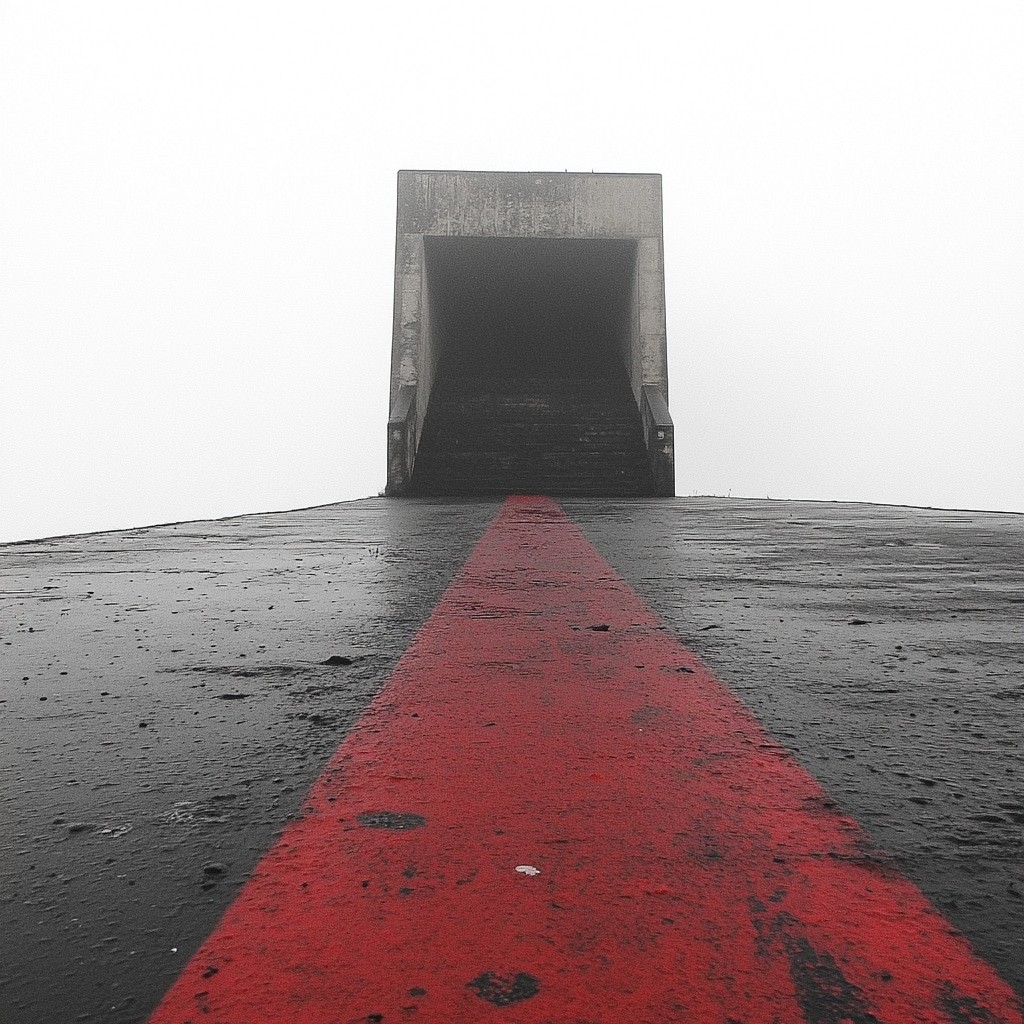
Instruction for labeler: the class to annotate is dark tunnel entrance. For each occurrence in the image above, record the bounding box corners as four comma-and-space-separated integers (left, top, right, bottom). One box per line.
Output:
425, 237, 636, 378
409, 237, 656, 496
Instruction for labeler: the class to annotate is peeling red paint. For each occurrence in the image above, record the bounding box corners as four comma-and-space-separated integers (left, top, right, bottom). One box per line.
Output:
149, 496, 1022, 1023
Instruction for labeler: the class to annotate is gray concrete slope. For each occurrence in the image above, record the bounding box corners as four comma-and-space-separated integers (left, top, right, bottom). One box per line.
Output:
1, 497, 1021, 1023
1, 499, 500, 1024
566, 497, 1024, 998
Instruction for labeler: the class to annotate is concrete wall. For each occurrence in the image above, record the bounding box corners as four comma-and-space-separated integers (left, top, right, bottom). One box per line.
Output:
387, 170, 671, 494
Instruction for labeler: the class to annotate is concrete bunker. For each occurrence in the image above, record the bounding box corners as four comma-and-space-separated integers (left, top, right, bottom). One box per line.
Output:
387, 170, 673, 496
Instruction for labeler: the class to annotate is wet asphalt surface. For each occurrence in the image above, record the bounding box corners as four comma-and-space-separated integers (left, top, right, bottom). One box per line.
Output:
0, 500, 500, 1024
566, 498, 1024, 1002
2, 497, 1022, 1022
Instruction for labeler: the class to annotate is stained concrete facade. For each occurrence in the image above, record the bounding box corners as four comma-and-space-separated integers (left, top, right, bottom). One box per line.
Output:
386, 170, 674, 496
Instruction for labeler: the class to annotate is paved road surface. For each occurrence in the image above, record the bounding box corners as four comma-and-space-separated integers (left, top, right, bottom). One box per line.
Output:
2, 497, 1021, 1022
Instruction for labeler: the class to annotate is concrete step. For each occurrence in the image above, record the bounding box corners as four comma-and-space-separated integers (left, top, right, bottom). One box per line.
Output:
410, 370, 655, 497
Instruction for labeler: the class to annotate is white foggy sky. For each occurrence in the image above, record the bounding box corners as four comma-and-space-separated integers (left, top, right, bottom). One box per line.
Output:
2, 1, 1022, 542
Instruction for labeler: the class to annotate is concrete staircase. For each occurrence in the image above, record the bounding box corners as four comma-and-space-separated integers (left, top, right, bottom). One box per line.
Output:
410, 373, 655, 496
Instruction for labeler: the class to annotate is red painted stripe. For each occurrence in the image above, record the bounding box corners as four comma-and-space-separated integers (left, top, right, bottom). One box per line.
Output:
149, 496, 1022, 1023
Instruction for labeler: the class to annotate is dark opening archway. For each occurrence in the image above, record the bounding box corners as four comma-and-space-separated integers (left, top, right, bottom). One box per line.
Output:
409, 237, 654, 496
424, 237, 637, 379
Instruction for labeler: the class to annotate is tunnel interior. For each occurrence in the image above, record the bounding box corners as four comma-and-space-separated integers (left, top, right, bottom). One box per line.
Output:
409, 237, 655, 496
423, 237, 637, 381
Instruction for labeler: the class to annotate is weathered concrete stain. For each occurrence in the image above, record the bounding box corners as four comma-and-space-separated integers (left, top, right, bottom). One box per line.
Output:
466, 971, 540, 1006
782, 933, 881, 1024
357, 811, 426, 830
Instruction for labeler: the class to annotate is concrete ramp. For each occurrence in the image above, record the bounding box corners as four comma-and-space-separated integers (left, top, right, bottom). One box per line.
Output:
3, 498, 1023, 1021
